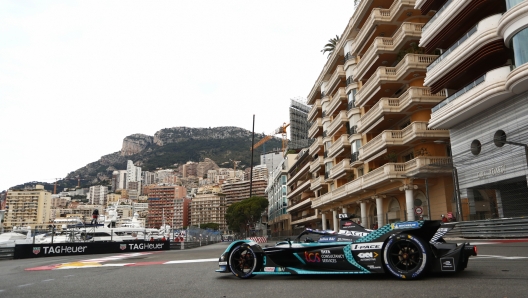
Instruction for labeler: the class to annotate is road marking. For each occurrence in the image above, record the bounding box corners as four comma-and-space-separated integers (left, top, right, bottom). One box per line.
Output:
474, 255, 528, 260
42, 279, 54, 282
18, 283, 33, 287
164, 258, 218, 264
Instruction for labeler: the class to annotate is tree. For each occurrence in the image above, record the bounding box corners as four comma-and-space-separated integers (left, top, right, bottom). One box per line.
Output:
200, 223, 220, 230
225, 196, 268, 233
321, 35, 340, 58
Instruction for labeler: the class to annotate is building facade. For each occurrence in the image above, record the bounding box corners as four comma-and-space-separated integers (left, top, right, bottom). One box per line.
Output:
146, 185, 187, 228
221, 179, 267, 206
190, 193, 227, 232
126, 160, 142, 190
306, 0, 453, 231
3, 185, 51, 231
423, 0, 528, 220
87, 185, 108, 206
266, 153, 298, 235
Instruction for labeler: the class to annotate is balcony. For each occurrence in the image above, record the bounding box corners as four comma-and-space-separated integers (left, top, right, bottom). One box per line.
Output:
309, 136, 323, 156
429, 66, 512, 129
287, 163, 311, 187
344, 52, 357, 70
291, 211, 321, 225
310, 176, 325, 191
357, 87, 446, 133
425, 14, 503, 89
359, 121, 450, 160
309, 156, 324, 173
356, 22, 424, 81
308, 118, 323, 139
326, 88, 347, 117
327, 134, 351, 159
311, 156, 452, 208
287, 180, 311, 200
351, 0, 416, 55
307, 99, 322, 123
327, 110, 349, 137
356, 54, 437, 107
287, 198, 312, 213
326, 65, 346, 95
329, 158, 353, 180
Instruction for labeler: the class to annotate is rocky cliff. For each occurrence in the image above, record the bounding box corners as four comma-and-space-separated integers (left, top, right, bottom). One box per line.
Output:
121, 134, 154, 156
58, 126, 281, 188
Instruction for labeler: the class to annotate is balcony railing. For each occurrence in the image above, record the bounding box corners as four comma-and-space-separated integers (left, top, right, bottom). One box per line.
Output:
327, 134, 350, 158
360, 122, 449, 159
345, 52, 355, 63
422, 0, 454, 32
346, 76, 354, 86
309, 137, 323, 156
329, 158, 352, 179
427, 25, 477, 72
357, 87, 446, 133
351, 151, 360, 162
311, 156, 452, 208
356, 54, 438, 107
432, 74, 486, 113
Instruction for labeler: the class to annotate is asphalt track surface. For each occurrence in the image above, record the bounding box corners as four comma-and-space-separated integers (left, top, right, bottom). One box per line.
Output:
1, 240, 527, 298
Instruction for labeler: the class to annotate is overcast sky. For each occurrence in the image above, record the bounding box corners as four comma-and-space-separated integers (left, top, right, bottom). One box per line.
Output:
0, 0, 353, 191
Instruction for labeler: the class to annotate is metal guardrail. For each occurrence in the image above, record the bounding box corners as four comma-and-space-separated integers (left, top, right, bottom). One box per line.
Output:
446, 217, 528, 239
169, 241, 221, 250
0, 247, 15, 260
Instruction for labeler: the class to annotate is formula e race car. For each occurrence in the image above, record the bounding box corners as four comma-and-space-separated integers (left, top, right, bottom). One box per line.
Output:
216, 214, 477, 280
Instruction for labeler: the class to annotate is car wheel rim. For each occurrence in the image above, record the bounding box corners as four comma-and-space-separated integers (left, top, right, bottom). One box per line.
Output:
231, 247, 255, 276
388, 239, 422, 273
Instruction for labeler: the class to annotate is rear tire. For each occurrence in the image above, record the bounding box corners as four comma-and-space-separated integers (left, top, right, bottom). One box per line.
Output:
229, 244, 258, 279
383, 234, 431, 280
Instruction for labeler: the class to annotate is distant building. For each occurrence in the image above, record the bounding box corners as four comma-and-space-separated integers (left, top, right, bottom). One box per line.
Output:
87, 185, 108, 205
146, 185, 187, 228
191, 193, 226, 232
221, 179, 267, 206
112, 170, 127, 191
174, 198, 192, 229
3, 185, 52, 231
260, 150, 284, 176
126, 160, 142, 190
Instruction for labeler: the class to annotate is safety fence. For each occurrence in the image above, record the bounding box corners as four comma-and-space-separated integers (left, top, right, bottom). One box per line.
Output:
0, 247, 14, 260
445, 217, 528, 239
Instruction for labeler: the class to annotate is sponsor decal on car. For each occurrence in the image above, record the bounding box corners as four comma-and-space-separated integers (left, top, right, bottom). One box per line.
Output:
391, 221, 420, 230
440, 257, 455, 271
342, 230, 369, 236
219, 261, 227, 266
320, 249, 345, 263
304, 251, 321, 263
319, 236, 337, 242
367, 265, 382, 270
351, 242, 383, 250
264, 267, 275, 272
357, 251, 378, 262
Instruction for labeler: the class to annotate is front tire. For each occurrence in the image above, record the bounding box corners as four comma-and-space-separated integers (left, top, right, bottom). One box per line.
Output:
229, 244, 258, 279
383, 234, 431, 280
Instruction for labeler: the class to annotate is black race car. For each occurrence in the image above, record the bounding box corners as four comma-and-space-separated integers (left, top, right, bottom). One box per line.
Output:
216, 214, 477, 280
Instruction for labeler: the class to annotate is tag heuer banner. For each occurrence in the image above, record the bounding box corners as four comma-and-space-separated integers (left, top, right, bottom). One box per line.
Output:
14, 240, 170, 259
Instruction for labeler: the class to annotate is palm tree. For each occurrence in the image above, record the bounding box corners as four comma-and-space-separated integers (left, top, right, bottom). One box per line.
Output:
320, 35, 340, 58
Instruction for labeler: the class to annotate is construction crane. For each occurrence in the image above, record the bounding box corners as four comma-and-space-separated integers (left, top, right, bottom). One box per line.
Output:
229, 159, 241, 171
251, 122, 290, 153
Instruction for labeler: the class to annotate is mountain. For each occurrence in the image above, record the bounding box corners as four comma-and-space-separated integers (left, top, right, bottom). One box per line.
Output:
58, 126, 282, 187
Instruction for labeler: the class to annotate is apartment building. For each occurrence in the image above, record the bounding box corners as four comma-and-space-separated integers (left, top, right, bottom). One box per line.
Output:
286, 148, 324, 232
221, 179, 267, 206
146, 185, 187, 228
3, 185, 51, 231
87, 185, 108, 205
307, 0, 453, 231
190, 193, 227, 232
421, 0, 528, 220
126, 160, 142, 190
174, 198, 191, 229
266, 153, 297, 235
112, 170, 127, 191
